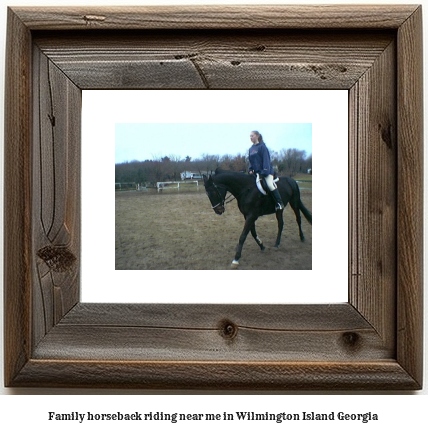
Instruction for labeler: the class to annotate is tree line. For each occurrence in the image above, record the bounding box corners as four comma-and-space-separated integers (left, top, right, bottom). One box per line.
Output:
115, 148, 312, 185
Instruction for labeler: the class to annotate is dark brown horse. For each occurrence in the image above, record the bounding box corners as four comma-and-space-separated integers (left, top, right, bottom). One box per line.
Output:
203, 169, 311, 267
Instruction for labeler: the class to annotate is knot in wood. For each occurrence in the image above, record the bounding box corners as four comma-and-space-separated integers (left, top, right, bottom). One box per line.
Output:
378, 122, 393, 149
37, 245, 76, 272
174, 53, 198, 60
83, 15, 106, 23
253, 45, 266, 52
219, 320, 238, 340
341, 332, 361, 350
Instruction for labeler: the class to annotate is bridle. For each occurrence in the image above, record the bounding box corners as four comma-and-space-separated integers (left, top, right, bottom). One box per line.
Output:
208, 182, 235, 212
208, 182, 226, 211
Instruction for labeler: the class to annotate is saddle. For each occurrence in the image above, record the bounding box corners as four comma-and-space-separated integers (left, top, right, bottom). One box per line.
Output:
255, 173, 279, 195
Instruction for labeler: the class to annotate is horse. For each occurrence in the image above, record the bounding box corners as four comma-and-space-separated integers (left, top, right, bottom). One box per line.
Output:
203, 169, 312, 267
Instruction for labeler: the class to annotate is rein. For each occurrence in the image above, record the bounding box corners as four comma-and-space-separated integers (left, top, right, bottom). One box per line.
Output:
225, 194, 236, 204
211, 182, 247, 209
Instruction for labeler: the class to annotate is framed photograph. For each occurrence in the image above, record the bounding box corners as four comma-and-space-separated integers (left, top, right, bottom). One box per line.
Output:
4, 5, 423, 389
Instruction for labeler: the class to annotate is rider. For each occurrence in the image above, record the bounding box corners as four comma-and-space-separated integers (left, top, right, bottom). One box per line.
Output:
248, 131, 284, 210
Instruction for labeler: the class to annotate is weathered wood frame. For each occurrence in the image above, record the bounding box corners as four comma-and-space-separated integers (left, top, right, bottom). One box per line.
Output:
4, 5, 423, 389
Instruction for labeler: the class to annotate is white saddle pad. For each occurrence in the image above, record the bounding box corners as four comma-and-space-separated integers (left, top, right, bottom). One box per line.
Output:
256, 173, 279, 195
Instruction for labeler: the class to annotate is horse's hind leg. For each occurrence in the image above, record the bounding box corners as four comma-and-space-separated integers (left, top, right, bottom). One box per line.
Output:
274, 209, 284, 248
250, 223, 265, 251
290, 202, 305, 241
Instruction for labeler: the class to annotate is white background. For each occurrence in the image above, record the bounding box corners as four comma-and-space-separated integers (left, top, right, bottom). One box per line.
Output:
0, 0, 426, 429
82, 89, 348, 304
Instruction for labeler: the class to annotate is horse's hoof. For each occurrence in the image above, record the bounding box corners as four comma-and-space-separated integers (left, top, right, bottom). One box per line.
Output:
231, 260, 239, 268
260, 245, 266, 251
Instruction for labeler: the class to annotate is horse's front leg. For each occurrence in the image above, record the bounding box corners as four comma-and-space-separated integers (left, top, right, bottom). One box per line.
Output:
231, 216, 257, 267
242, 214, 264, 252
274, 209, 284, 248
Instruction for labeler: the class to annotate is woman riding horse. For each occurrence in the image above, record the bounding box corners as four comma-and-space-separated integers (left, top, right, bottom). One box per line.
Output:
248, 131, 284, 211
203, 130, 311, 266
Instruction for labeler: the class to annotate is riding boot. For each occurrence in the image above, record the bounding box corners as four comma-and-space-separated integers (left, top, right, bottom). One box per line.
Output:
270, 188, 284, 210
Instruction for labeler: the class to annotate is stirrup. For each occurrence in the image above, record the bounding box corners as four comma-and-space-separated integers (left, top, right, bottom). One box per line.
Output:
275, 203, 283, 211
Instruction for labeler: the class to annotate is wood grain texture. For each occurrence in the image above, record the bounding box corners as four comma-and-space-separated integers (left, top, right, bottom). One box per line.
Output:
396, 6, 424, 386
3, 8, 32, 388
4, 5, 423, 390
32, 304, 391, 362
35, 31, 394, 90
60, 303, 368, 329
11, 360, 418, 390
32, 47, 81, 347
349, 40, 397, 350
11, 5, 420, 30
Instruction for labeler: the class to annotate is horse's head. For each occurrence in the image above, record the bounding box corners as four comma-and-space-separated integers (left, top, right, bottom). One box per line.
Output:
203, 175, 226, 215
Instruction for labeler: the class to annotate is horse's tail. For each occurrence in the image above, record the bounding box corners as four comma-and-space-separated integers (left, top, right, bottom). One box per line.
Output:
284, 177, 312, 224
299, 200, 312, 225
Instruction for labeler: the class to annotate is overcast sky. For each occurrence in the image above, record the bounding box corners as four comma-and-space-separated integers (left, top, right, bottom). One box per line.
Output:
115, 123, 312, 164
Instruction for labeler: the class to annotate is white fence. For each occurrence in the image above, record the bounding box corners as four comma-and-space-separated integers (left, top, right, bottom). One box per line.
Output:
116, 183, 147, 191
156, 180, 199, 191
116, 182, 138, 191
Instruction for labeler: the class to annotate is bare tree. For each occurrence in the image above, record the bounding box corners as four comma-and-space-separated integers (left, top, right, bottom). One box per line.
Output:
278, 148, 307, 177
197, 154, 221, 174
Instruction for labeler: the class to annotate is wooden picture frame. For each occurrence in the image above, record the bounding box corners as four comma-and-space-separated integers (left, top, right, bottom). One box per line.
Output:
4, 5, 423, 390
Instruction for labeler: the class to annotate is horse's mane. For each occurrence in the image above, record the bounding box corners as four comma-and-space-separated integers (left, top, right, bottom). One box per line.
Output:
214, 168, 248, 177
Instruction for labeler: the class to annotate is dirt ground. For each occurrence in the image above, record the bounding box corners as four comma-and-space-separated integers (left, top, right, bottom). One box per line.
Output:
115, 187, 312, 270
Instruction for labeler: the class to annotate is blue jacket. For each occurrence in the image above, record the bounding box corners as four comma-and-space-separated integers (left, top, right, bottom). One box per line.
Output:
248, 141, 274, 176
